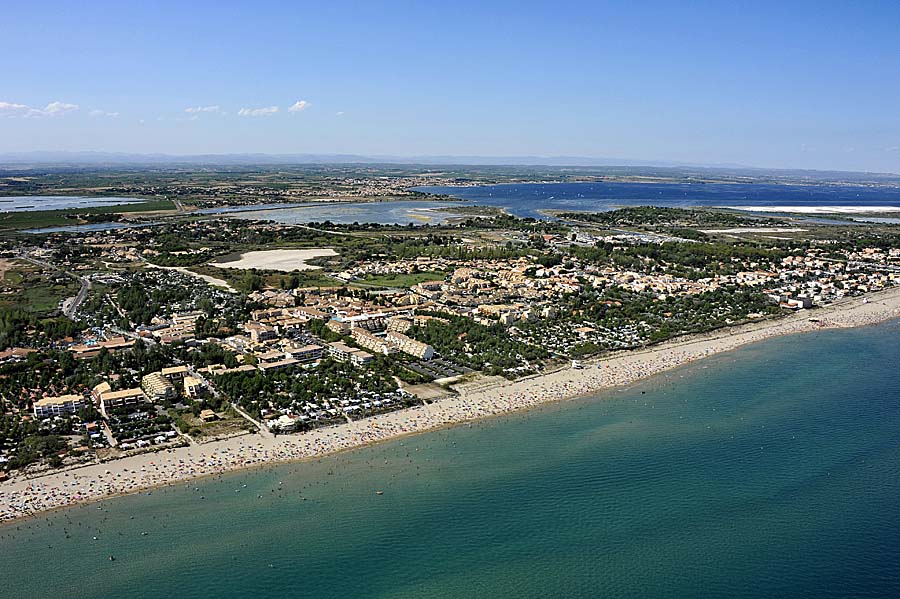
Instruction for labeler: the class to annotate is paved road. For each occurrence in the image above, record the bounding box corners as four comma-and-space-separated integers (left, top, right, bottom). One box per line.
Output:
63, 277, 91, 318
19, 253, 91, 319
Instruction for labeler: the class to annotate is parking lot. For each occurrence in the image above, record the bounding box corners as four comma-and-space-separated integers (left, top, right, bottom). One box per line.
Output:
405, 356, 474, 380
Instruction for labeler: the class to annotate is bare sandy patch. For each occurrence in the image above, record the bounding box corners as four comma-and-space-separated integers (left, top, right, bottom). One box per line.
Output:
0, 259, 14, 279
213, 248, 338, 272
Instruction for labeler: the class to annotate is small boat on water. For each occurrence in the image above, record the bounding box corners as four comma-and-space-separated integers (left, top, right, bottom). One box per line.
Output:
375, 491, 384, 495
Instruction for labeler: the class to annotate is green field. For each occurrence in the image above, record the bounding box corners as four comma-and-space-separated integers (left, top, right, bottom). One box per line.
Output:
2, 269, 24, 285
0, 259, 82, 315
0, 199, 176, 231
0, 277, 79, 314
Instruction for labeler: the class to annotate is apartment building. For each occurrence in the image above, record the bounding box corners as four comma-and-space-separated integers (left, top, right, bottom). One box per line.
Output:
142, 372, 177, 402
385, 331, 434, 360
33, 394, 87, 418
99, 388, 148, 417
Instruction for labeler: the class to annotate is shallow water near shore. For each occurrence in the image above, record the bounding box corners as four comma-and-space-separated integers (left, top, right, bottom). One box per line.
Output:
3, 321, 900, 598
416, 182, 900, 219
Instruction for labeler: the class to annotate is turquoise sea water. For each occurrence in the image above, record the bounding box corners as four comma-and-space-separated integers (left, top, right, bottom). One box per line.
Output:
2, 322, 900, 598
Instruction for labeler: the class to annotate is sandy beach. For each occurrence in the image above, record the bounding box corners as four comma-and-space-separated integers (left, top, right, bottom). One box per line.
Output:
3, 287, 900, 523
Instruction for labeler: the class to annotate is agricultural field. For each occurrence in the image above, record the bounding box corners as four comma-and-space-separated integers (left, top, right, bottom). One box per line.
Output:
0, 198, 176, 231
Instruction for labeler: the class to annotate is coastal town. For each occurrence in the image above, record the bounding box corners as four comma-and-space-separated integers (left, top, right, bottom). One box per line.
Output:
2, 187, 900, 520
8, 0, 900, 599
7, 3, 900, 595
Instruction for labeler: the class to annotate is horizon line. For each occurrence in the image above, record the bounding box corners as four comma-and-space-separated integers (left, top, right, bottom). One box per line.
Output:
0, 150, 898, 177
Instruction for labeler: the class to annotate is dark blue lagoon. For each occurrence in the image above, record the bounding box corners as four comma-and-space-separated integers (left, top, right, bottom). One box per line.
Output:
416, 182, 900, 218
24, 221, 165, 234
0, 195, 144, 212
3, 321, 900, 598
228, 200, 461, 225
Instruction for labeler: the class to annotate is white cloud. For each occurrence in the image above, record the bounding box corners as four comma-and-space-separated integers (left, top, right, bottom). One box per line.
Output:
0, 101, 28, 115
1, 100, 78, 118
185, 105, 222, 114
238, 106, 279, 117
288, 100, 311, 113
40, 101, 78, 116
89, 109, 120, 118
336, 111, 345, 116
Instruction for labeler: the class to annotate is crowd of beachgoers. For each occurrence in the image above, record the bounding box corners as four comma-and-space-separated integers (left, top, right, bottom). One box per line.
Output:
3, 288, 900, 523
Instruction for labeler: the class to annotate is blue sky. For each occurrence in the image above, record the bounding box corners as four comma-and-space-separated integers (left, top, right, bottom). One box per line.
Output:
2, 0, 899, 172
